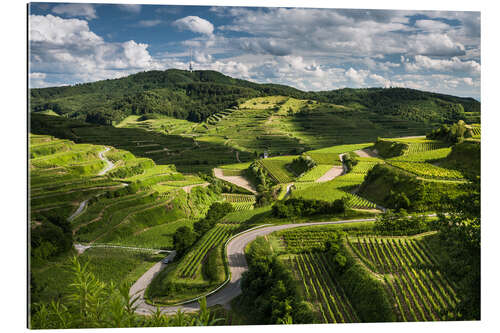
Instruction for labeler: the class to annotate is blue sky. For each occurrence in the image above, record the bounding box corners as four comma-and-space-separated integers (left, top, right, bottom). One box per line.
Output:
28, 2, 481, 99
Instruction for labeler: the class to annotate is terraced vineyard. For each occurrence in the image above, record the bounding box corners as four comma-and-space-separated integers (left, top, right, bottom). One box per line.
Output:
297, 165, 334, 182
305, 152, 342, 165
257, 156, 296, 183
348, 236, 459, 321
387, 161, 464, 180
176, 224, 238, 279
223, 193, 256, 211
389, 148, 451, 162
291, 252, 360, 323
292, 167, 378, 211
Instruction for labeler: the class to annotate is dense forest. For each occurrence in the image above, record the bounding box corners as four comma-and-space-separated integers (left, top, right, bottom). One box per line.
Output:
30, 69, 480, 125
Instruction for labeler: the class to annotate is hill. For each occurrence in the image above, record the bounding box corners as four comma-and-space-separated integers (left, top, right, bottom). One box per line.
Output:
30, 69, 480, 126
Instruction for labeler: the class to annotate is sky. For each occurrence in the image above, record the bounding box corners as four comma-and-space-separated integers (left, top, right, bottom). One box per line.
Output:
28, 2, 481, 100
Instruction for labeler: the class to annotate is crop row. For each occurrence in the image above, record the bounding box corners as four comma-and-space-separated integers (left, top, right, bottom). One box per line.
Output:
282, 230, 342, 253
221, 169, 244, 176
390, 148, 451, 163
387, 161, 464, 180
178, 225, 236, 279
257, 159, 294, 183
348, 237, 459, 321
293, 252, 359, 323
348, 194, 377, 209
222, 193, 256, 203
350, 162, 379, 175
297, 165, 333, 182
230, 202, 255, 211
403, 142, 447, 155
305, 152, 342, 165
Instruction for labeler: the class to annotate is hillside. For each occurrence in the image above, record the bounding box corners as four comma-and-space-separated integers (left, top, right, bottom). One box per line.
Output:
30, 69, 480, 126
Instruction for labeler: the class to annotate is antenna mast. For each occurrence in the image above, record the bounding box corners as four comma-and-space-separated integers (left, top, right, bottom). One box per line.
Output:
189, 48, 193, 72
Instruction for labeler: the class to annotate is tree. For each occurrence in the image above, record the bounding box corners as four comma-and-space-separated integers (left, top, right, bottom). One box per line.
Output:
432, 175, 480, 319
173, 226, 196, 256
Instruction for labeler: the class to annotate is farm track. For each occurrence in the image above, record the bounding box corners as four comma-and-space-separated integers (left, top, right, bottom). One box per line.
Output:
181, 183, 209, 193
354, 148, 379, 158
316, 166, 344, 183
131, 218, 377, 315
213, 168, 257, 194
97, 147, 115, 176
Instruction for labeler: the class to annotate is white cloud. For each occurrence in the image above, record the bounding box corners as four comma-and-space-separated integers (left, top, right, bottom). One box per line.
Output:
369, 73, 391, 87
137, 20, 162, 27
407, 33, 465, 57
193, 51, 212, 63
173, 16, 214, 35
29, 14, 160, 83
118, 4, 141, 14
414, 19, 451, 32
405, 55, 481, 75
345, 68, 368, 85
52, 3, 97, 20
29, 72, 46, 79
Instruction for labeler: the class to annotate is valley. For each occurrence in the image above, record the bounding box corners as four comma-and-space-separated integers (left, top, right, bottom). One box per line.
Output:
29, 70, 480, 328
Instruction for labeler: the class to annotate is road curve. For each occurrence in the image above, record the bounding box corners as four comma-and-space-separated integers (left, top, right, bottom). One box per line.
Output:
131, 217, 376, 315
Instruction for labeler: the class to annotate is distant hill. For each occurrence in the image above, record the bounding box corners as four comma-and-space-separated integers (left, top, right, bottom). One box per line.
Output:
30, 69, 480, 125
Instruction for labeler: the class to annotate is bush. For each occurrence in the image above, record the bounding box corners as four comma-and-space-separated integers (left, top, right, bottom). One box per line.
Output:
272, 198, 345, 218
374, 209, 429, 236
238, 237, 315, 324
341, 152, 359, 173
173, 226, 196, 256
287, 155, 317, 176
202, 248, 219, 282
330, 248, 395, 322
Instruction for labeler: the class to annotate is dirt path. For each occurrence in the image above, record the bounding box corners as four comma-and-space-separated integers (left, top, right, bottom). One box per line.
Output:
131, 218, 377, 315
182, 183, 209, 193
316, 166, 344, 182
354, 148, 379, 158
67, 199, 89, 222
98, 147, 115, 176
213, 168, 257, 194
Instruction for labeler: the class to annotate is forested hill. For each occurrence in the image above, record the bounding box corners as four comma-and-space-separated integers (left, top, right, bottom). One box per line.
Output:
30, 69, 480, 125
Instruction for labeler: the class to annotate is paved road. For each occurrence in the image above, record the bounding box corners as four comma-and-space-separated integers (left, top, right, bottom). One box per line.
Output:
130, 217, 376, 315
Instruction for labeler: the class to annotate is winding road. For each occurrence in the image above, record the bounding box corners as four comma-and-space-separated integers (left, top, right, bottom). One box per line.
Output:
130, 217, 376, 315
98, 147, 115, 176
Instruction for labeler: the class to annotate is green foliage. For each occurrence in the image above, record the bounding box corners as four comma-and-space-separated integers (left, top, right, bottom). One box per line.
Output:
374, 209, 430, 235
245, 160, 275, 190
193, 202, 234, 236
427, 120, 473, 144
341, 152, 359, 173
30, 257, 221, 328
332, 250, 395, 322
173, 226, 196, 256
272, 198, 345, 218
238, 237, 315, 324
202, 248, 219, 282
442, 141, 480, 177
373, 139, 408, 158
429, 176, 480, 319
287, 155, 317, 176
31, 214, 73, 261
